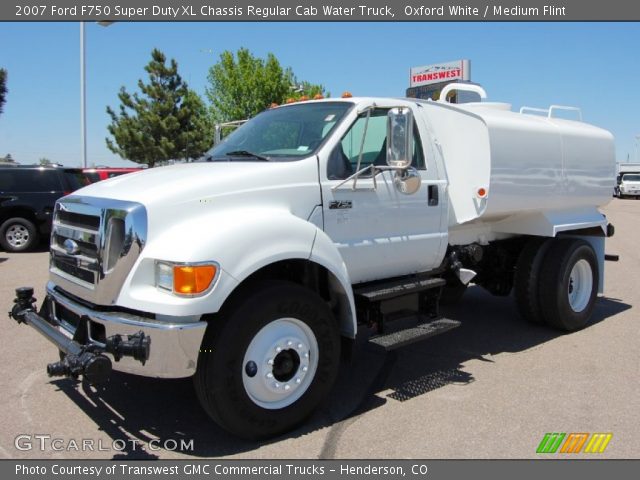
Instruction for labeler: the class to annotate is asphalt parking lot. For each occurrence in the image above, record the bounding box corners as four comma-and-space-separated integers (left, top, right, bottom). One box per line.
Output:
0, 199, 638, 459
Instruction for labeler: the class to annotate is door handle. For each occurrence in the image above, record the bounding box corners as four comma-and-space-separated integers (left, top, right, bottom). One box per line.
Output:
428, 185, 439, 206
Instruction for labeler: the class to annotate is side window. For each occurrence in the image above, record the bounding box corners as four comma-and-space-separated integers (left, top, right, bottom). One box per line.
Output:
341, 112, 387, 170
327, 109, 426, 180
63, 171, 92, 191
0, 170, 62, 192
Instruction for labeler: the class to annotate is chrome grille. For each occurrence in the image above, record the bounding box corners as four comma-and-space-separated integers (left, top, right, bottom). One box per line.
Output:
49, 196, 147, 305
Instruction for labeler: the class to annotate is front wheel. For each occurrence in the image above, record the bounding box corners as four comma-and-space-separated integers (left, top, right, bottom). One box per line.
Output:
194, 281, 340, 439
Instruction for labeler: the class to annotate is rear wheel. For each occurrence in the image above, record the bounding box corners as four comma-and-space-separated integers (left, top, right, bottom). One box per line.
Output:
0, 217, 39, 252
194, 281, 340, 439
538, 239, 598, 331
514, 237, 552, 324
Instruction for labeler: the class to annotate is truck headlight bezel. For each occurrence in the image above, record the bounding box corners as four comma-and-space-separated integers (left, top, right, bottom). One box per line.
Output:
154, 260, 220, 297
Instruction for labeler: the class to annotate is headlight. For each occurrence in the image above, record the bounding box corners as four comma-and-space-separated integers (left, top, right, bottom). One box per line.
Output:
154, 261, 218, 296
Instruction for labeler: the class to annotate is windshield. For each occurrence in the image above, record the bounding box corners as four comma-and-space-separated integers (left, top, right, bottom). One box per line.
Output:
622, 174, 640, 182
206, 102, 353, 161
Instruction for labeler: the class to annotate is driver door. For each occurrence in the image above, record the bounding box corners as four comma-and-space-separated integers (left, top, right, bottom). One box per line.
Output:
320, 107, 446, 284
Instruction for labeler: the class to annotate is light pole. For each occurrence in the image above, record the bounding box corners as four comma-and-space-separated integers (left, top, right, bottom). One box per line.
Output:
80, 22, 86, 168
635, 135, 640, 163
80, 21, 114, 168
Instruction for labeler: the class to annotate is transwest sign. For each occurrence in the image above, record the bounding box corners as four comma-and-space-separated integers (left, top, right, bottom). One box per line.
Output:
410, 60, 470, 87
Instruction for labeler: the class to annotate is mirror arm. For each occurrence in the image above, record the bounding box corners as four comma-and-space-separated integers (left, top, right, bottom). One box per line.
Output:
353, 109, 371, 190
331, 165, 406, 191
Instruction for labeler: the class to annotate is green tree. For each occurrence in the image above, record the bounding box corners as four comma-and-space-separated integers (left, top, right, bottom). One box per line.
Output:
0, 69, 7, 115
39, 157, 53, 166
206, 48, 326, 123
106, 49, 213, 167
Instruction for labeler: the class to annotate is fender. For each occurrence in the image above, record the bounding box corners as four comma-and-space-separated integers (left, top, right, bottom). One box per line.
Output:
116, 208, 357, 332
309, 228, 357, 339
491, 207, 608, 237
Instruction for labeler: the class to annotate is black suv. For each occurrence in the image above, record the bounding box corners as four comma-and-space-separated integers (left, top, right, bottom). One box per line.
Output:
0, 166, 92, 252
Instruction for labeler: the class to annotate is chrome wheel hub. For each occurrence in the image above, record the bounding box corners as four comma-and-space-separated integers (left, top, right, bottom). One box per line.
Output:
242, 317, 318, 409
568, 259, 592, 313
6, 224, 29, 248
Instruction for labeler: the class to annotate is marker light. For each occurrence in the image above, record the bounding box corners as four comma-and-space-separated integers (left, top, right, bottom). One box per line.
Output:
299, 95, 309, 101
313, 94, 324, 100
341, 91, 353, 98
285, 98, 296, 104
477, 187, 488, 198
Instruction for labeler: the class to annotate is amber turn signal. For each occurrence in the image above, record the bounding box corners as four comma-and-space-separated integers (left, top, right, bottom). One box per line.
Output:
173, 265, 217, 295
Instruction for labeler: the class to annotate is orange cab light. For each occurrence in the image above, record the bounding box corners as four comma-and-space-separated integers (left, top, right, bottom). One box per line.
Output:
341, 91, 353, 98
173, 265, 217, 295
269, 102, 279, 109
477, 187, 487, 198
285, 97, 296, 104
313, 94, 324, 100
299, 95, 309, 101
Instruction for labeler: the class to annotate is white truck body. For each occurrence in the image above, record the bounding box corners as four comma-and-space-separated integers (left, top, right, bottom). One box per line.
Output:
11, 85, 616, 439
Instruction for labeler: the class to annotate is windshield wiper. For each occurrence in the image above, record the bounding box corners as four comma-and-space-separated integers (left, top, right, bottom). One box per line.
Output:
224, 150, 270, 161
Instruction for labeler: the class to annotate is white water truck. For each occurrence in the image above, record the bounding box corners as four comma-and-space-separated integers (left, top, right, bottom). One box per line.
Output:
10, 84, 616, 439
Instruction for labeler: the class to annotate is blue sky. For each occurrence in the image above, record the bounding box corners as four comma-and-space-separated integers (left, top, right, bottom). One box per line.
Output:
0, 22, 639, 166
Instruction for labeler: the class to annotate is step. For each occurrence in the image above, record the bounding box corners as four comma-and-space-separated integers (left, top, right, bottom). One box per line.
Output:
368, 317, 461, 351
355, 277, 446, 304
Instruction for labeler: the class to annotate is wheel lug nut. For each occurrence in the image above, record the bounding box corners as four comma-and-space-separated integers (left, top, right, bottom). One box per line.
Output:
267, 358, 274, 365
302, 366, 308, 372
287, 341, 293, 346
266, 372, 273, 379
298, 343, 303, 349
284, 384, 290, 391
304, 352, 309, 358
276, 347, 281, 353
274, 382, 280, 388
296, 378, 301, 384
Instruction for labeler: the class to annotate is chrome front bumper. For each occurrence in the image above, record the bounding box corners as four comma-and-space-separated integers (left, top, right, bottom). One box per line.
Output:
46, 282, 207, 378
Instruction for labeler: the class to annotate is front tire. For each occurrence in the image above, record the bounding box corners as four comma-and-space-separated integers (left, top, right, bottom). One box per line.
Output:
0, 217, 39, 252
194, 281, 340, 439
538, 239, 598, 331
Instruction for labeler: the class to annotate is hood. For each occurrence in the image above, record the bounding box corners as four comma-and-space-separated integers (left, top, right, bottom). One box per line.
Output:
74, 161, 318, 208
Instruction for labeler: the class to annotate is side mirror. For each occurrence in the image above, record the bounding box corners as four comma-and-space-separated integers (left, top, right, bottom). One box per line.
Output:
394, 167, 421, 195
386, 107, 414, 169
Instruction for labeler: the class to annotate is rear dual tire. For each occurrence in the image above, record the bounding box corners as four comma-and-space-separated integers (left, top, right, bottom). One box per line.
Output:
515, 238, 598, 331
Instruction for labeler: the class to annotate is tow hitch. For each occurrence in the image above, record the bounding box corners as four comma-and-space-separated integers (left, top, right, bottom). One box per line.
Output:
9, 287, 151, 384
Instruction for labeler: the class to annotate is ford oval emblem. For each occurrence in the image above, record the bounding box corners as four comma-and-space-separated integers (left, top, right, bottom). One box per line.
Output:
63, 238, 80, 255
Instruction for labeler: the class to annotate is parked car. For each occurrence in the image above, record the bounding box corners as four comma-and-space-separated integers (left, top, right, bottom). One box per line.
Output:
83, 167, 142, 183
617, 173, 640, 199
0, 166, 93, 252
